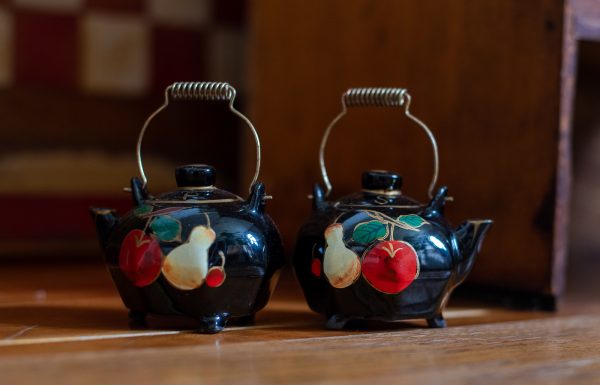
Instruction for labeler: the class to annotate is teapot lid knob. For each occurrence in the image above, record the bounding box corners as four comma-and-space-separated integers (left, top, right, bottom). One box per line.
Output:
175, 164, 216, 188
361, 170, 402, 191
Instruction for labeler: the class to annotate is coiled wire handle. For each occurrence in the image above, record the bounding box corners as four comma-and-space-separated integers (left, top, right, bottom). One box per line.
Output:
319, 88, 439, 198
136, 82, 261, 195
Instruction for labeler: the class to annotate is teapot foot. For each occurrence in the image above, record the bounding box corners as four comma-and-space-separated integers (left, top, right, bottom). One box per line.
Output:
128, 310, 147, 329
198, 313, 229, 334
426, 314, 446, 328
325, 314, 350, 330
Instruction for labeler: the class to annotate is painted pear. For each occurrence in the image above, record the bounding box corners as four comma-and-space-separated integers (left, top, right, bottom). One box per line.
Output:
162, 225, 215, 290
323, 224, 361, 288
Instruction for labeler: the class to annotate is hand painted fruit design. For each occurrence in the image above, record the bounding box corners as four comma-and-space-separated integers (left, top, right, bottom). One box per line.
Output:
206, 251, 226, 288
323, 224, 361, 288
361, 240, 419, 294
310, 244, 323, 278
119, 229, 163, 287
162, 225, 218, 290
311, 258, 322, 278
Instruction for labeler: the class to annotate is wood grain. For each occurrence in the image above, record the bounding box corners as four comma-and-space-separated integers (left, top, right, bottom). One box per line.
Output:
0, 264, 599, 384
2, 316, 600, 385
555, 0, 577, 302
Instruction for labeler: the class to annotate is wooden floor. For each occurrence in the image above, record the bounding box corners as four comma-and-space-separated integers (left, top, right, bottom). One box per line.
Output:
0, 263, 599, 385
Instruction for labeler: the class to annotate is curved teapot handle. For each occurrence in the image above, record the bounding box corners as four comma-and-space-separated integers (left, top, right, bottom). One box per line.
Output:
319, 88, 439, 199
136, 82, 261, 195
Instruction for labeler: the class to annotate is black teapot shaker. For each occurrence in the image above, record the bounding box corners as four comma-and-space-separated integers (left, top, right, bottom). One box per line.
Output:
293, 88, 492, 329
91, 82, 285, 333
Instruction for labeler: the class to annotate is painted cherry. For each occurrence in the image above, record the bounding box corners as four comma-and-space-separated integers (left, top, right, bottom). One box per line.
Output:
119, 229, 163, 287
361, 240, 419, 294
206, 251, 226, 288
311, 258, 322, 278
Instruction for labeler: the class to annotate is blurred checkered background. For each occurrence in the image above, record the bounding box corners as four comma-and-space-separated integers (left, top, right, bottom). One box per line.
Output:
0, 0, 246, 95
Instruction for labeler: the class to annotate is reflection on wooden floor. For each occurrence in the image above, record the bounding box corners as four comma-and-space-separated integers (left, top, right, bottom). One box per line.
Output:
0, 263, 598, 384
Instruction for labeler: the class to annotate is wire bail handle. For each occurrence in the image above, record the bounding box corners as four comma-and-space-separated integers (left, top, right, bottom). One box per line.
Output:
136, 82, 261, 195
319, 87, 439, 199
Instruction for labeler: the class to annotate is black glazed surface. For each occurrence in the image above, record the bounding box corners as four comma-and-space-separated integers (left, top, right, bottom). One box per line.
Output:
92, 166, 285, 333
293, 171, 492, 329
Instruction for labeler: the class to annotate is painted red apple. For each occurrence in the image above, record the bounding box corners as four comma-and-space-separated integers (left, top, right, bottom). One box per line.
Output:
361, 240, 419, 294
119, 229, 163, 287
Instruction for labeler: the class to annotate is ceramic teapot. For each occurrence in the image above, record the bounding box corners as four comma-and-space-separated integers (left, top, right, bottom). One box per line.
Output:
293, 88, 492, 329
91, 82, 285, 333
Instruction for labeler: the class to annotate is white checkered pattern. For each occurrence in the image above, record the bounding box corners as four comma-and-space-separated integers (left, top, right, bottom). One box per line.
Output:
148, 0, 211, 28
208, 26, 246, 90
81, 12, 150, 95
0, 0, 246, 95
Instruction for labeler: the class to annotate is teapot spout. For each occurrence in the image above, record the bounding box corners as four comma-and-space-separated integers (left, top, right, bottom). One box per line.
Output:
89, 207, 118, 251
454, 219, 493, 284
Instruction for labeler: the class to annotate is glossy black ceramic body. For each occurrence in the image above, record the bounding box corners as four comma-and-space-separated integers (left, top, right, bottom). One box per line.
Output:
293, 171, 492, 329
92, 166, 285, 333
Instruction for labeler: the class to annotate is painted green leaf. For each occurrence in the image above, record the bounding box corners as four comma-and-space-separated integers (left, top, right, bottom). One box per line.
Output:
397, 214, 425, 228
134, 204, 153, 217
150, 215, 182, 242
353, 220, 387, 244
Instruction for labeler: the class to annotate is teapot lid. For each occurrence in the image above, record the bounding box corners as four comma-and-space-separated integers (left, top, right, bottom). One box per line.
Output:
334, 170, 423, 211
361, 170, 402, 191
175, 164, 216, 188
150, 164, 242, 204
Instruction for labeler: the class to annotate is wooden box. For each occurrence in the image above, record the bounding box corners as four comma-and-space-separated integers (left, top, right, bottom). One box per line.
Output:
246, 0, 588, 308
